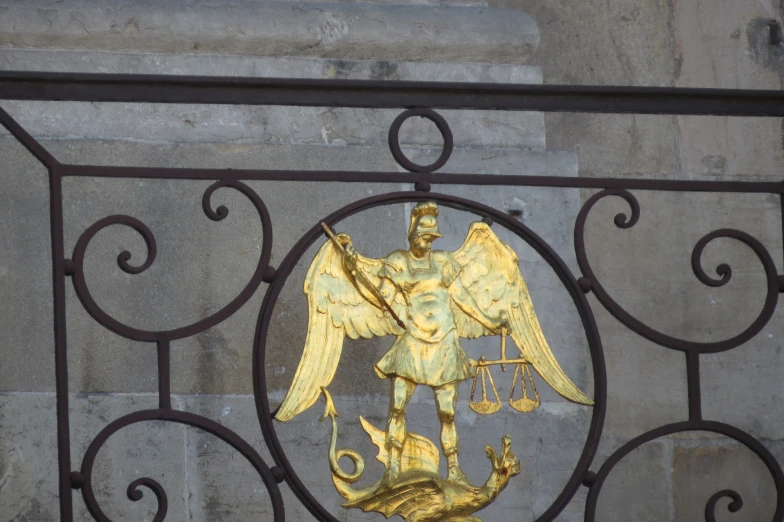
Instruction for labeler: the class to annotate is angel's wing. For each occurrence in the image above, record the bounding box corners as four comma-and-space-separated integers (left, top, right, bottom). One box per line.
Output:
452, 223, 593, 406
275, 235, 404, 422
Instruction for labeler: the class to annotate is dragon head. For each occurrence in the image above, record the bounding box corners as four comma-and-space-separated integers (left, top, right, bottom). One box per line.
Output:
484, 435, 522, 493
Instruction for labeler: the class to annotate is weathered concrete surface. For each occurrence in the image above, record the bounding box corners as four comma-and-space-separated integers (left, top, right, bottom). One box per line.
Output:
0, 393, 187, 522
675, 1, 784, 180
591, 439, 672, 521
0, 0, 539, 64
492, 0, 784, 180
490, 0, 680, 179
0, 50, 546, 149
672, 441, 777, 521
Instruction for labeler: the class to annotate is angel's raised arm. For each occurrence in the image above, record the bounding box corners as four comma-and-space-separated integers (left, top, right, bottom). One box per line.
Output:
274, 236, 405, 422
344, 249, 399, 311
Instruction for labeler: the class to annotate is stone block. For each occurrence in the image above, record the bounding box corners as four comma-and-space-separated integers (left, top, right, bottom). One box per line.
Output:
0, 393, 59, 522
0, 50, 545, 149
491, 0, 680, 178
0, 0, 539, 64
0, 392, 187, 521
673, 0, 784, 179
181, 396, 286, 522
672, 441, 777, 522
589, 438, 672, 522
592, 307, 690, 440
0, 138, 53, 393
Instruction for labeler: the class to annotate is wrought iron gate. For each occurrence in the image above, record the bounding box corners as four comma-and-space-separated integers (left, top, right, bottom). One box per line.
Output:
1, 71, 784, 521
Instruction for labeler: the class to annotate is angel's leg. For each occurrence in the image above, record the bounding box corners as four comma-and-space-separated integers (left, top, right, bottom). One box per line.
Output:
435, 383, 470, 486
383, 377, 415, 486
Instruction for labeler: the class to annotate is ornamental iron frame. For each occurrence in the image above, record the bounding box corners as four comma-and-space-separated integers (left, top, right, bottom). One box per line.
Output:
1, 71, 783, 521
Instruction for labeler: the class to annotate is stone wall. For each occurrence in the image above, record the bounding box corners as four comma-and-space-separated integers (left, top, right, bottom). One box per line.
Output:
1, 1, 783, 521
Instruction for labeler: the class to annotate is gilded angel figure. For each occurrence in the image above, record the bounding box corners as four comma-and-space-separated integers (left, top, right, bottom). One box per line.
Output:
275, 201, 593, 502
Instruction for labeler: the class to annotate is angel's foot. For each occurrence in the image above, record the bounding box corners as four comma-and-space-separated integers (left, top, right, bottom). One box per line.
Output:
447, 466, 473, 488
379, 467, 399, 490
379, 446, 402, 490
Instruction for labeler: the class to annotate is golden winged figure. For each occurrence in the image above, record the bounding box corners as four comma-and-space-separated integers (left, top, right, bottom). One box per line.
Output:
275, 201, 592, 512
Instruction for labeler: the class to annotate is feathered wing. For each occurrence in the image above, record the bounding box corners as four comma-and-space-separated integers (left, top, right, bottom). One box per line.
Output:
452, 223, 593, 405
275, 235, 404, 422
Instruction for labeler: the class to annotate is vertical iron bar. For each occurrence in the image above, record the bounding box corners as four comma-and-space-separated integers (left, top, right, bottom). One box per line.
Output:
686, 350, 702, 421
50, 164, 73, 521
157, 340, 171, 410
780, 193, 784, 270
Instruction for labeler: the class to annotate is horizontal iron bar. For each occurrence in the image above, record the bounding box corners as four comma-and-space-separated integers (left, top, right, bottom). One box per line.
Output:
60, 165, 784, 193
3, 71, 784, 116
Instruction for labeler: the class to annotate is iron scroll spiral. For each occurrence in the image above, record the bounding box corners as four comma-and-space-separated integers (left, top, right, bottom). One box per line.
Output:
704, 489, 744, 522
575, 188, 784, 521
66, 180, 283, 521
69, 180, 273, 343
574, 188, 780, 354
582, 421, 783, 522
77, 409, 284, 522
253, 191, 607, 522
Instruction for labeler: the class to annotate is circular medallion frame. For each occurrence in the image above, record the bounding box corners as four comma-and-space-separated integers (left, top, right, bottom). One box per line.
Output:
253, 192, 607, 522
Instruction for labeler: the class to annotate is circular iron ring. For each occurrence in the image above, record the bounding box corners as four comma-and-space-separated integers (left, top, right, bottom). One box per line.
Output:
388, 108, 454, 173
253, 191, 607, 522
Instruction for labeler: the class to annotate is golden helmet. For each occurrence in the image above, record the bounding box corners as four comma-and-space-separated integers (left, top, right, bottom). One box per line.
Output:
408, 201, 443, 242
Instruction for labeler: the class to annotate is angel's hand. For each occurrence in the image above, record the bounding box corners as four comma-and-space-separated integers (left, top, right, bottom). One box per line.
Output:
343, 243, 359, 273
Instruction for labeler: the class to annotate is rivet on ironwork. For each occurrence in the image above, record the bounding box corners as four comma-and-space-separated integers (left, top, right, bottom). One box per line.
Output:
388, 108, 454, 173
481, 216, 494, 226
415, 181, 432, 192
70, 471, 84, 489
263, 266, 278, 284
508, 209, 523, 219
577, 277, 593, 294
271, 466, 287, 483
581, 470, 597, 487
63, 258, 74, 276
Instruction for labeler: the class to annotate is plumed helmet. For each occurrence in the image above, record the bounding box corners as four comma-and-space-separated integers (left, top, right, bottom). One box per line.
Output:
408, 201, 443, 242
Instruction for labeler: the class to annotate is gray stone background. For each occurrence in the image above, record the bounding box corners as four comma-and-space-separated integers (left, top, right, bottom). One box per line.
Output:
1, 0, 783, 521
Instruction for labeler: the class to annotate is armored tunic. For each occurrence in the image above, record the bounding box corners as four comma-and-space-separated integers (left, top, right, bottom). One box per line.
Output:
374, 250, 476, 387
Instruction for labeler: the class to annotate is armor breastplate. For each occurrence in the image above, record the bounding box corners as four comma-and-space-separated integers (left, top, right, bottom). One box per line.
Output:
399, 253, 455, 342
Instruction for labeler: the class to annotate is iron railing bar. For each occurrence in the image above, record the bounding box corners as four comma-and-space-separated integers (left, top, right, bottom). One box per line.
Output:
48, 165, 74, 522
0, 105, 59, 168
59, 164, 784, 193
686, 351, 702, 421
2, 71, 784, 116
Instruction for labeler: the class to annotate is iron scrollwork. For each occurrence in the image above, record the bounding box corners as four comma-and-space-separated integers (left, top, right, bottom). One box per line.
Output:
0, 73, 783, 521
574, 189, 780, 354
62, 178, 284, 521
575, 188, 784, 521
